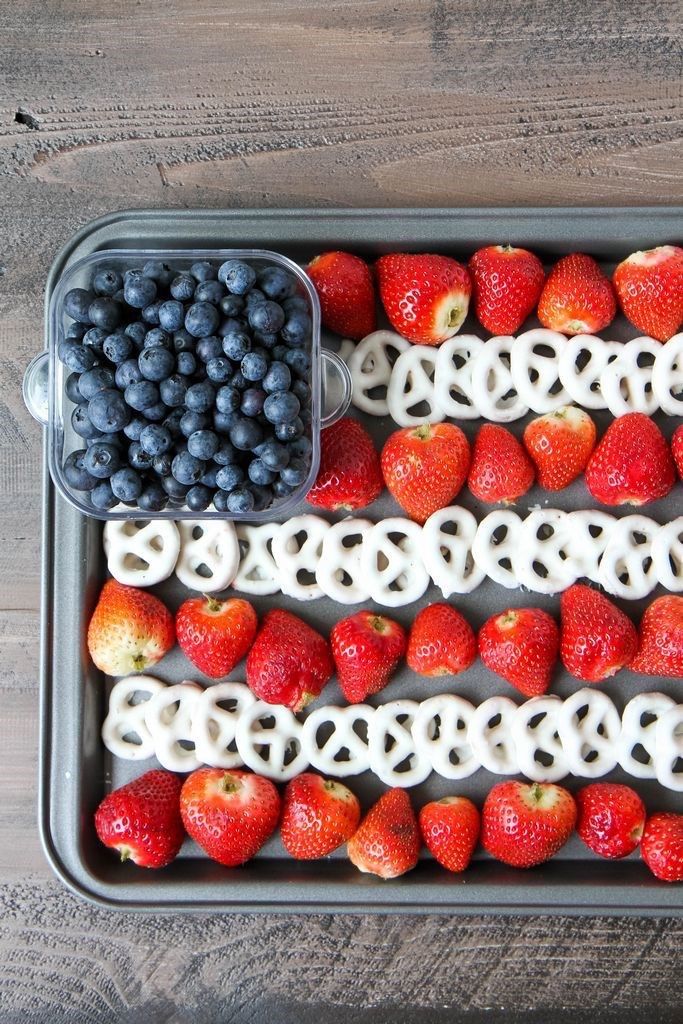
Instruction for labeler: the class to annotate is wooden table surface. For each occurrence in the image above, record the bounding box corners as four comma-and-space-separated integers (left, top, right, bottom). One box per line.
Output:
0, 1, 681, 1021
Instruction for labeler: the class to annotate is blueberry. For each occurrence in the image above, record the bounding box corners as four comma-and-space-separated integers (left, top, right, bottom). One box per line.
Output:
253, 330, 278, 350
71, 403, 101, 439
288, 435, 313, 460
281, 311, 312, 347
249, 483, 273, 511
218, 315, 246, 338
124, 321, 147, 347
248, 300, 285, 334
138, 346, 175, 382
275, 417, 304, 442
170, 274, 195, 301
142, 301, 162, 325
138, 482, 168, 512
229, 416, 262, 451
88, 297, 123, 331
248, 458, 276, 486
204, 356, 232, 384
158, 300, 185, 332
227, 487, 254, 513
216, 463, 245, 492
245, 288, 266, 310
262, 361, 291, 394
66, 322, 88, 340
283, 294, 310, 315
123, 271, 157, 309
159, 373, 189, 407
125, 380, 160, 412
185, 380, 216, 413
152, 451, 173, 476
186, 483, 213, 512
201, 464, 219, 488
172, 451, 205, 485
180, 410, 209, 437
195, 280, 225, 304
291, 379, 311, 403
185, 301, 220, 338
213, 410, 238, 434
143, 401, 168, 422
284, 348, 311, 376
142, 259, 170, 281
83, 442, 120, 479
90, 480, 118, 510
92, 269, 123, 297
218, 259, 256, 295
230, 370, 247, 391
173, 328, 194, 352
65, 372, 82, 403
264, 390, 300, 425
79, 366, 115, 400
197, 336, 224, 363
258, 266, 297, 301
219, 294, 245, 317
63, 449, 97, 490
128, 441, 153, 471
222, 331, 251, 361
216, 385, 241, 414
140, 423, 173, 457
123, 416, 147, 441
64, 288, 94, 323
213, 440, 237, 466
82, 327, 108, 353
161, 475, 189, 500
110, 466, 143, 502
143, 328, 172, 350
115, 358, 143, 389
59, 340, 99, 373
257, 440, 290, 471
240, 351, 268, 382
102, 332, 133, 365
272, 478, 296, 499
241, 387, 266, 417
271, 344, 288, 362
187, 429, 219, 460
280, 457, 309, 487
190, 260, 217, 283
176, 351, 197, 376
88, 389, 131, 433
162, 408, 184, 438
213, 490, 231, 512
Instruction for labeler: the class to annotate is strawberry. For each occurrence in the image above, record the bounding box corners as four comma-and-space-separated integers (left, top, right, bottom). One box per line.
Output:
537, 253, 616, 335
246, 609, 333, 710
613, 245, 683, 342
575, 783, 646, 859
640, 813, 683, 882
381, 422, 470, 523
560, 583, 638, 683
468, 244, 545, 335
419, 796, 480, 872
87, 579, 175, 676
175, 596, 257, 679
94, 769, 184, 868
280, 773, 361, 859
522, 405, 597, 491
477, 607, 559, 697
330, 611, 406, 703
630, 596, 683, 678
481, 781, 577, 868
585, 413, 675, 506
307, 417, 382, 511
672, 424, 683, 479
180, 768, 280, 867
375, 252, 471, 346
467, 424, 534, 504
406, 602, 476, 677
307, 251, 376, 340
347, 788, 420, 879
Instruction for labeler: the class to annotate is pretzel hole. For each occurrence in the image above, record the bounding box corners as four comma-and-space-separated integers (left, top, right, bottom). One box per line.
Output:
532, 560, 549, 579
596, 722, 606, 737
193, 562, 214, 579
575, 706, 589, 723
448, 748, 465, 766
631, 742, 652, 766
341, 532, 365, 549
130, 520, 150, 533
429, 715, 442, 740
333, 746, 351, 764
367, 384, 387, 400
334, 568, 353, 587
178, 739, 196, 752
283, 740, 301, 766
313, 721, 335, 747
528, 712, 547, 729
672, 756, 683, 776
583, 748, 599, 763
446, 385, 473, 408
588, 524, 606, 539
488, 713, 502, 729
534, 749, 554, 767
296, 567, 317, 587
549, 378, 564, 395
392, 754, 415, 774
121, 729, 143, 746
640, 712, 658, 728
191, 525, 205, 541
125, 689, 157, 707
536, 343, 556, 360
352, 719, 369, 744
122, 553, 149, 571
537, 523, 555, 541
636, 351, 656, 369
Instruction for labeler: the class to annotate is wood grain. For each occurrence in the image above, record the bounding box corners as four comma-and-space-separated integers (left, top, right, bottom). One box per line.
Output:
0, 0, 681, 1020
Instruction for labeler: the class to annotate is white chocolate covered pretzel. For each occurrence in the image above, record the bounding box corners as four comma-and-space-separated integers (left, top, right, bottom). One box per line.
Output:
652, 518, 683, 592
387, 346, 443, 427
599, 336, 661, 417
101, 675, 166, 760
192, 681, 256, 769
233, 523, 281, 596
471, 508, 523, 589
598, 514, 661, 600
360, 517, 430, 607
510, 328, 570, 413
654, 706, 683, 793
143, 681, 203, 773
557, 335, 622, 410
411, 694, 479, 780
316, 517, 373, 604
433, 334, 485, 419
271, 514, 330, 601
368, 700, 432, 787
234, 700, 307, 782
103, 519, 180, 587
564, 510, 616, 582
651, 332, 683, 416
422, 506, 484, 597
469, 335, 529, 422
557, 689, 621, 779
175, 519, 239, 593
303, 703, 374, 777
617, 691, 676, 780
468, 696, 519, 775
348, 330, 410, 416
515, 508, 577, 595
511, 695, 569, 783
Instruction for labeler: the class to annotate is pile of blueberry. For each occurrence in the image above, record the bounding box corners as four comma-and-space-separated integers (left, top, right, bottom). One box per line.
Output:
58, 257, 314, 513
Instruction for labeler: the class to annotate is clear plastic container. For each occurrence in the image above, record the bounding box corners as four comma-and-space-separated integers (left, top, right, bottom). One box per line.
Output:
24, 248, 352, 521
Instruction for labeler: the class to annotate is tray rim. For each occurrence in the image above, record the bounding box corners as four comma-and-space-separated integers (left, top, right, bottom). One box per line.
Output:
38, 204, 683, 915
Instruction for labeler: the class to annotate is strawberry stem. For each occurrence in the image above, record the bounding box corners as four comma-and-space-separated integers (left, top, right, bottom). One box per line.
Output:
204, 595, 224, 614
220, 773, 241, 795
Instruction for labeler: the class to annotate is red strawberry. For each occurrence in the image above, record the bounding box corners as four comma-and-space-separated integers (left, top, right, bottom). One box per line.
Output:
175, 596, 257, 679
307, 417, 382, 511
406, 603, 476, 677
467, 424, 534, 504
478, 607, 559, 697
576, 783, 646, 859
381, 422, 470, 523
468, 244, 545, 334
560, 584, 638, 683
481, 781, 577, 868
180, 768, 280, 867
613, 245, 683, 342
280, 773, 361, 859
94, 769, 184, 868
347, 788, 420, 879
585, 413, 675, 506
246, 609, 333, 710
537, 253, 616, 335
630, 596, 683, 678
419, 796, 480, 872
330, 611, 406, 703
641, 812, 683, 882
672, 424, 683, 479
307, 251, 376, 340
523, 405, 597, 491
375, 252, 471, 346
87, 579, 175, 676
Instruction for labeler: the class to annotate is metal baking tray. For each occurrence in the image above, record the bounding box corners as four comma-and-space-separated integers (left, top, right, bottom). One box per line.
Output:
39, 207, 683, 914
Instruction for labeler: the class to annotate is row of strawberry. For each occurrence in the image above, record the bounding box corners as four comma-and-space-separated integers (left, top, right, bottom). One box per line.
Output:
94, 767, 683, 882
307, 245, 682, 346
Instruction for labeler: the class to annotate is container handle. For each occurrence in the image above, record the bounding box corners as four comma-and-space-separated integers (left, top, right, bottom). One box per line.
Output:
321, 349, 353, 428
23, 351, 49, 425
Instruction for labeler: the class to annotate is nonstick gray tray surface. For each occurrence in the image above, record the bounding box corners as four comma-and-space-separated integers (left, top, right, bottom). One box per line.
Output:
40, 207, 683, 913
